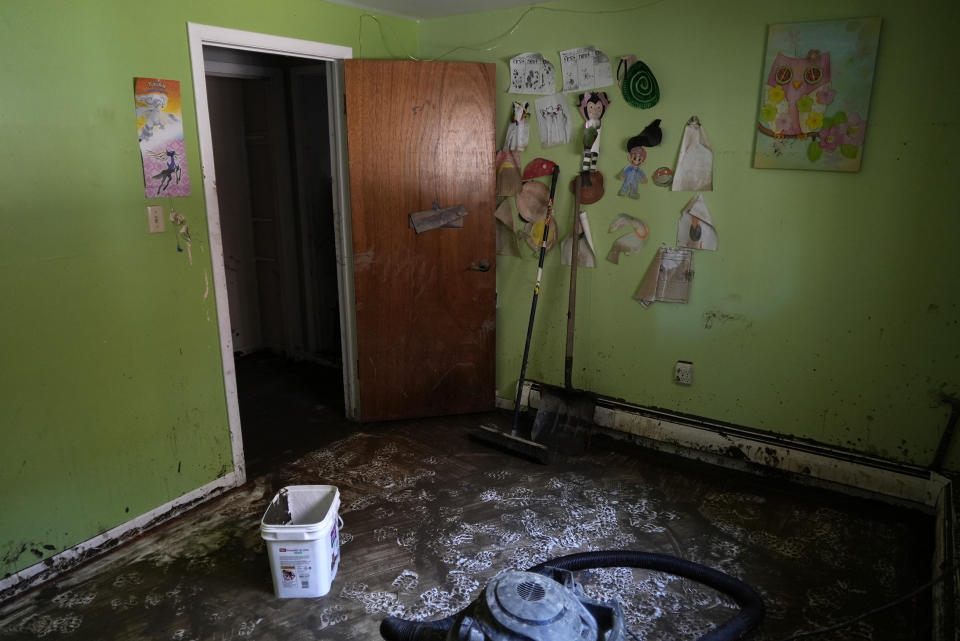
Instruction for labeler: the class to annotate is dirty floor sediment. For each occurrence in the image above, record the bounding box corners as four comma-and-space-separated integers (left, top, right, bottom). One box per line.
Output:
0, 410, 933, 640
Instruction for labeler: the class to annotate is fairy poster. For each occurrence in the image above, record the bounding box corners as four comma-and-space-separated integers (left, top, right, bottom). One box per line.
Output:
753, 18, 881, 172
134, 77, 191, 197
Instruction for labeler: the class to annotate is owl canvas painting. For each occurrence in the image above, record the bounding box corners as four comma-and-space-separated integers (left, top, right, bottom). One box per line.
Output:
753, 18, 881, 171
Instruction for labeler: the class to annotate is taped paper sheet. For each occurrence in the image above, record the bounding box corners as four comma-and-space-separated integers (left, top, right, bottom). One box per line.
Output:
677, 194, 718, 250
560, 46, 614, 92
509, 53, 557, 95
634, 247, 694, 307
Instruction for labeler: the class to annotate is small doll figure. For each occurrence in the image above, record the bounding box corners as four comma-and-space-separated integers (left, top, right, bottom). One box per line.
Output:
578, 92, 609, 174
618, 145, 648, 198
504, 101, 530, 151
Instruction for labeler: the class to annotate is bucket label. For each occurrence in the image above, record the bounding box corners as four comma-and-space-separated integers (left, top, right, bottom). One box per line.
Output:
330, 520, 340, 573
278, 547, 312, 589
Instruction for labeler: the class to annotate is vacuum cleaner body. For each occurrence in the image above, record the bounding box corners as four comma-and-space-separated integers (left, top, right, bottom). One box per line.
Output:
448, 569, 625, 641
380, 550, 765, 641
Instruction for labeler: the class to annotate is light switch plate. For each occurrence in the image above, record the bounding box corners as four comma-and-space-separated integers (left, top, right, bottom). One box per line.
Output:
147, 205, 165, 233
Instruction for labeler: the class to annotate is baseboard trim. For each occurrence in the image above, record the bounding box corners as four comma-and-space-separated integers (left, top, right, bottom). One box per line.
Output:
500, 386, 957, 639
932, 478, 958, 641
0, 471, 243, 603
501, 384, 944, 508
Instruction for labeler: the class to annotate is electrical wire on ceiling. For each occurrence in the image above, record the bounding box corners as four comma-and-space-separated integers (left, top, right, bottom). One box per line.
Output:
357, 0, 669, 61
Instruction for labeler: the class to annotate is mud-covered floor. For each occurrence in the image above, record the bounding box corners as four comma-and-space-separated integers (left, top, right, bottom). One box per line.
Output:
0, 357, 936, 641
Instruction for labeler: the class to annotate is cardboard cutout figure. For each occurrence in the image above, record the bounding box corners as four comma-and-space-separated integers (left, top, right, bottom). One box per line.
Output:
618, 146, 647, 198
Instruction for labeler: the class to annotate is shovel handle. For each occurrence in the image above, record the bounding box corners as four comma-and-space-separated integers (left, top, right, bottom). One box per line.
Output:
564, 175, 582, 391
512, 165, 561, 436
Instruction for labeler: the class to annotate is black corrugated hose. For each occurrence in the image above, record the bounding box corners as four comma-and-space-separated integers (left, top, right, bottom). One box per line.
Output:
380, 549, 764, 641
528, 550, 765, 641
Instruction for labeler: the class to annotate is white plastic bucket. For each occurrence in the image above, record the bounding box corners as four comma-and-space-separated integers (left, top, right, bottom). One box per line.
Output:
260, 485, 342, 598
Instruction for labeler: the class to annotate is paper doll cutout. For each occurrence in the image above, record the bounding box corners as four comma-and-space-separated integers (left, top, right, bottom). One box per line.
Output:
618, 146, 647, 198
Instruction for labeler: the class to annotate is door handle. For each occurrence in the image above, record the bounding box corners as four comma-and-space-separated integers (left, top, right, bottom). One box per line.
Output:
467, 259, 491, 272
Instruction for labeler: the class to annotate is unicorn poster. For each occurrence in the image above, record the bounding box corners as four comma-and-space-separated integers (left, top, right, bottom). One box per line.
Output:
134, 77, 191, 197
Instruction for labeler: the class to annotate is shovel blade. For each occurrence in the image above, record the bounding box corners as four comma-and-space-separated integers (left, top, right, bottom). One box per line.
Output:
531, 387, 594, 455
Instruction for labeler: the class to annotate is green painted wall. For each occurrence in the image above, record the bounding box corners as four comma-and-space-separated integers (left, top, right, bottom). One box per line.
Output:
2, 0, 957, 584
418, 1, 960, 470
0, 1, 416, 579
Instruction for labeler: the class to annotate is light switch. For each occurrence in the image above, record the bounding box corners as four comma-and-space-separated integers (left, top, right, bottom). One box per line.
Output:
147, 205, 165, 233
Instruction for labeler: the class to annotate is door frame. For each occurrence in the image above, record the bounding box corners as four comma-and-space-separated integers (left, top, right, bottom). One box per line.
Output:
187, 23, 358, 485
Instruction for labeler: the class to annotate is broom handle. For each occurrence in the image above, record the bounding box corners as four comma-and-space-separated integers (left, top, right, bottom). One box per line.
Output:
512, 165, 560, 436
564, 175, 582, 391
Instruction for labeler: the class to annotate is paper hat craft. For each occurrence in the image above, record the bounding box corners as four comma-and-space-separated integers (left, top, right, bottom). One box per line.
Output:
517, 179, 550, 221
627, 119, 663, 150
522, 157, 557, 180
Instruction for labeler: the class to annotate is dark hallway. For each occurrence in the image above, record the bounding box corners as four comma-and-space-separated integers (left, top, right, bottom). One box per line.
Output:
236, 351, 348, 478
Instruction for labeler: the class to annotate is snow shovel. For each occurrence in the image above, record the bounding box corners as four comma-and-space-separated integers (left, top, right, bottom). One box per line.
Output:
531, 173, 595, 455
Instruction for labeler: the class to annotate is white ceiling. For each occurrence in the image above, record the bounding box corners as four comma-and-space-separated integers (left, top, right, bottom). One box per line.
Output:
323, 0, 544, 20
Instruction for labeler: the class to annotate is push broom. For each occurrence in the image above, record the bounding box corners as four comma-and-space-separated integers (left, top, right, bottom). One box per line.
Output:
472, 165, 560, 464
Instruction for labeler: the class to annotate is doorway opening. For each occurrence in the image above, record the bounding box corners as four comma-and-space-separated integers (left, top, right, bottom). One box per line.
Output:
204, 48, 344, 476
188, 24, 356, 483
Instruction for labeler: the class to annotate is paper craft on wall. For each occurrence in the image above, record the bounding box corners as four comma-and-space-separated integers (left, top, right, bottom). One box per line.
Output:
559, 46, 614, 92
509, 53, 557, 95
504, 101, 530, 151
634, 247, 694, 307
496, 149, 522, 196
494, 199, 521, 257
753, 17, 881, 171
561, 210, 596, 267
671, 116, 713, 192
134, 77, 191, 198
677, 194, 717, 250
517, 179, 549, 222
534, 94, 572, 147
578, 92, 609, 175
522, 217, 558, 254
606, 213, 648, 264
617, 56, 660, 109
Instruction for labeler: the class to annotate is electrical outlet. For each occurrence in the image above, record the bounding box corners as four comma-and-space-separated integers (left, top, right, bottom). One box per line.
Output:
674, 361, 693, 385
147, 205, 165, 233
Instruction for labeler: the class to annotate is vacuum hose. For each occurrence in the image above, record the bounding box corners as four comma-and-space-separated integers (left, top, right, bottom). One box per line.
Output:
528, 550, 764, 641
380, 550, 764, 641
378, 615, 456, 641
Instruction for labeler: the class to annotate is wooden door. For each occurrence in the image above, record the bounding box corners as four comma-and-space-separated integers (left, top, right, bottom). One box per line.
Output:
345, 60, 496, 421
